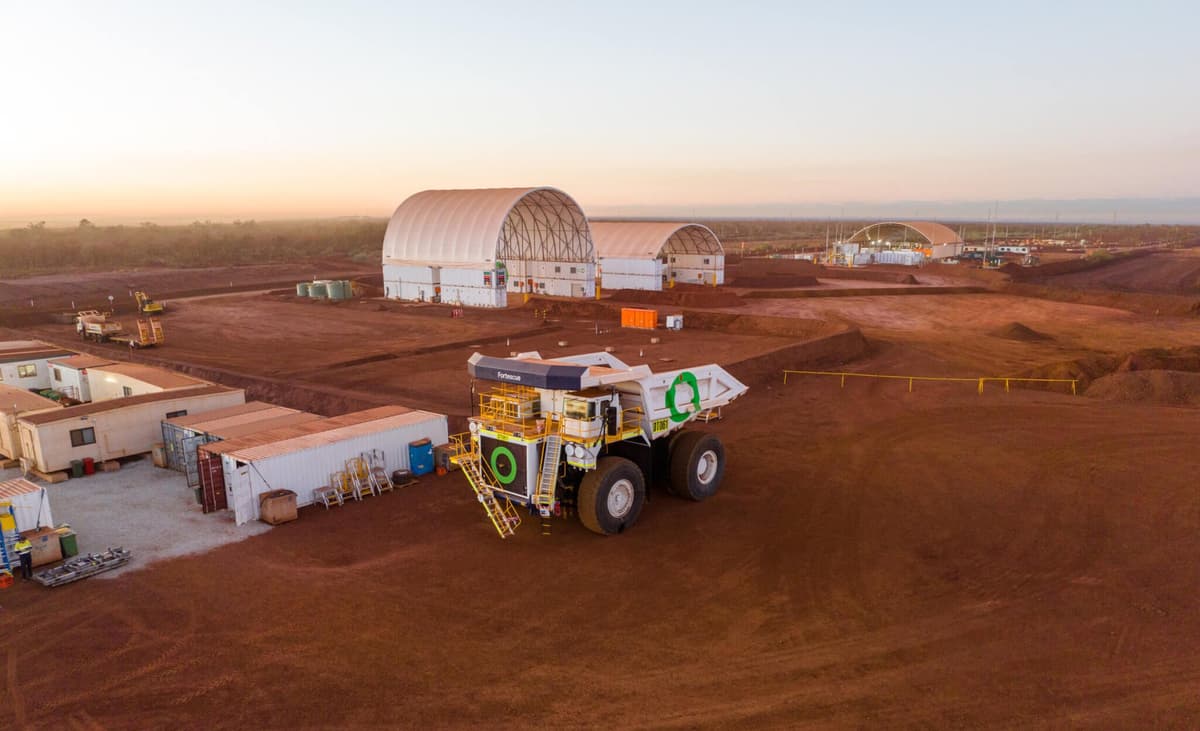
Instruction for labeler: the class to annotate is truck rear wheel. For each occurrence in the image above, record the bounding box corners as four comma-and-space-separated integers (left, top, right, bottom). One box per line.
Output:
669, 431, 725, 501
578, 457, 645, 535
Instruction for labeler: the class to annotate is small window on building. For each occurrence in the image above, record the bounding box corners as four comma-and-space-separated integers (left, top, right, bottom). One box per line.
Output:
17, 364, 37, 378
570, 266, 577, 274
166, 410, 187, 418
554, 266, 561, 273
703, 258, 710, 265
670, 257, 677, 263
123, 386, 133, 397
53, 367, 63, 381
70, 427, 96, 447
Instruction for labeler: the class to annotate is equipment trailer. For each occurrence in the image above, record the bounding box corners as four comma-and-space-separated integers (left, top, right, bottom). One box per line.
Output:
451, 351, 748, 537
33, 547, 131, 587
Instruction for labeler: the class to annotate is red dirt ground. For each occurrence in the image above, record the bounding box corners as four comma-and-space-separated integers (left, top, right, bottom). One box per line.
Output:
0, 258, 378, 313
2, 266, 1200, 728
1021, 250, 1200, 294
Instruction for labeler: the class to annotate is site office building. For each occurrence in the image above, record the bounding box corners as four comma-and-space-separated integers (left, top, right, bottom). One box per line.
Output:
0, 384, 60, 462
0, 346, 74, 391
86, 363, 205, 402
382, 187, 597, 308
47, 354, 115, 402
17, 385, 245, 473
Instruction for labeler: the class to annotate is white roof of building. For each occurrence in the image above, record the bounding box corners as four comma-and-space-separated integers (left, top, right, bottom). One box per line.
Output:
0, 477, 42, 499
218, 407, 442, 462
591, 221, 724, 260
0, 384, 61, 415
382, 187, 594, 266
89, 363, 205, 390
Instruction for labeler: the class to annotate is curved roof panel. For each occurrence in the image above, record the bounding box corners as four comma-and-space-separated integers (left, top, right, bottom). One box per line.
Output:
591, 222, 724, 260
382, 187, 594, 266
848, 221, 963, 246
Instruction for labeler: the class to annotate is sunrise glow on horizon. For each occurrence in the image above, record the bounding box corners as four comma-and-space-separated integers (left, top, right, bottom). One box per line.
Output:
3, 1, 1198, 225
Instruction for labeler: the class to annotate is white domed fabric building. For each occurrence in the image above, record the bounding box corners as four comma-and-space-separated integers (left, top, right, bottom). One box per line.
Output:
381, 187, 596, 307
590, 222, 724, 291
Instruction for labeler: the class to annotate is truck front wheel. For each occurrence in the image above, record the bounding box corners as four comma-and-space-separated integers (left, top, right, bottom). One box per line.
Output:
669, 431, 726, 501
578, 457, 645, 535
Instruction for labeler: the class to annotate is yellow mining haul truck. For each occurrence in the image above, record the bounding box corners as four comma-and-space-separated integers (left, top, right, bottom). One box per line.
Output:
451, 351, 748, 538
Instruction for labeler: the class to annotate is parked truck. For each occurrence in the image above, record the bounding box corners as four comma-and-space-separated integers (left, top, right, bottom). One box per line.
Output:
76, 311, 123, 342
451, 351, 748, 537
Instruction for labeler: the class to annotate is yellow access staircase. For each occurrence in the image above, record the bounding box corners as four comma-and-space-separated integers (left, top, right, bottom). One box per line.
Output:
452, 447, 522, 539
533, 422, 561, 513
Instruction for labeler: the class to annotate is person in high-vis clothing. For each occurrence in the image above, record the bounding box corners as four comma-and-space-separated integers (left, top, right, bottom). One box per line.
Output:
13, 536, 33, 579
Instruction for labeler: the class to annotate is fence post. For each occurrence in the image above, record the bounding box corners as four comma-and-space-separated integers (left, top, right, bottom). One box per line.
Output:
977, 378, 985, 395
908, 377, 913, 393
840, 374, 845, 389
1005, 379, 1010, 393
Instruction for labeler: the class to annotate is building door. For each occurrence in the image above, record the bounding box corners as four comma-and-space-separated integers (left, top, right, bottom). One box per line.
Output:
198, 450, 227, 513
183, 434, 207, 488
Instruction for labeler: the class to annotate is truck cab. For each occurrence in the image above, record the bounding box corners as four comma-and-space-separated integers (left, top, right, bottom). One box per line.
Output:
561, 389, 620, 441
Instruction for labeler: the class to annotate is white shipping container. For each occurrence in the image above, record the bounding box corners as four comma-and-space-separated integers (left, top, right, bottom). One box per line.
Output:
222, 410, 448, 525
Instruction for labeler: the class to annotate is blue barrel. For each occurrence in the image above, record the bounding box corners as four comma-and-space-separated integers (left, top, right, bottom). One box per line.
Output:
327, 280, 346, 300
309, 281, 328, 298
408, 438, 434, 476
296, 282, 311, 297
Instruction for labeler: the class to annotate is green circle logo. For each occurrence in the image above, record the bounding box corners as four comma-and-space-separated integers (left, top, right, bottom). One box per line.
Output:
666, 371, 701, 423
489, 445, 518, 484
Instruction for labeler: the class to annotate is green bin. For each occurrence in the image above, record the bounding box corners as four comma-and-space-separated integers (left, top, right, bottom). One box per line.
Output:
59, 531, 78, 558
70, 459, 84, 478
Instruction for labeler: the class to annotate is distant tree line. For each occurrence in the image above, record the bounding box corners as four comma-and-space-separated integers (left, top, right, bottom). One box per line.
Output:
0, 218, 387, 277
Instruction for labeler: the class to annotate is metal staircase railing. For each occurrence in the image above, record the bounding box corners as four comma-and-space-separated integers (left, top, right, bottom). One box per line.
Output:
453, 450, 521, 539
533, 421, 562, 510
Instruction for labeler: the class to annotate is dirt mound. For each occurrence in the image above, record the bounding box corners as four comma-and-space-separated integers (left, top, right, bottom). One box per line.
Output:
1018, 354, 1122, 391
607, 287, 743, 308
1116, 346, 1200, 373
992, 321, 1053, 342
897, 273, 919, 284
731, 274, 821, 288
1085, 370, 1200, 406
1017, 250, 1200, 295
1004, 282, 1200, 317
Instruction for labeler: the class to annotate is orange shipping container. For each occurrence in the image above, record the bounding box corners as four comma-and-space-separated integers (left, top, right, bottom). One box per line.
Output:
620, 307, 657, 329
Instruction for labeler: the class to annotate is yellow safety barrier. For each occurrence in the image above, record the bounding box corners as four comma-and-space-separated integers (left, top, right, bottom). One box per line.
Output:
782, 370, 1078, 395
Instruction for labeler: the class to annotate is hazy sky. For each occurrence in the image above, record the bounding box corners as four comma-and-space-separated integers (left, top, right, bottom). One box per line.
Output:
2, 1, 1198, 224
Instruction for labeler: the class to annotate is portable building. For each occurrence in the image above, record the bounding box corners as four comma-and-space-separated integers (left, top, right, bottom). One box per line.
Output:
160, 401, 321, 476
875, 249, 926, 266
198, 406, 447, 524
382, 187, 596, 307
0, 385, 61, 461
0, 345, 75, 391
17, 385, 245, 473
0, 478, 54, 533
47, 354, 115, 402
929, 243, 964, 260
86, 363, 206, 401
591, 222, 724, 291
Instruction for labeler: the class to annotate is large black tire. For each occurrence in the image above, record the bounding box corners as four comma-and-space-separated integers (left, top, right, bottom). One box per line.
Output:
669, 431, 726, 501
578, 457, 646, 535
